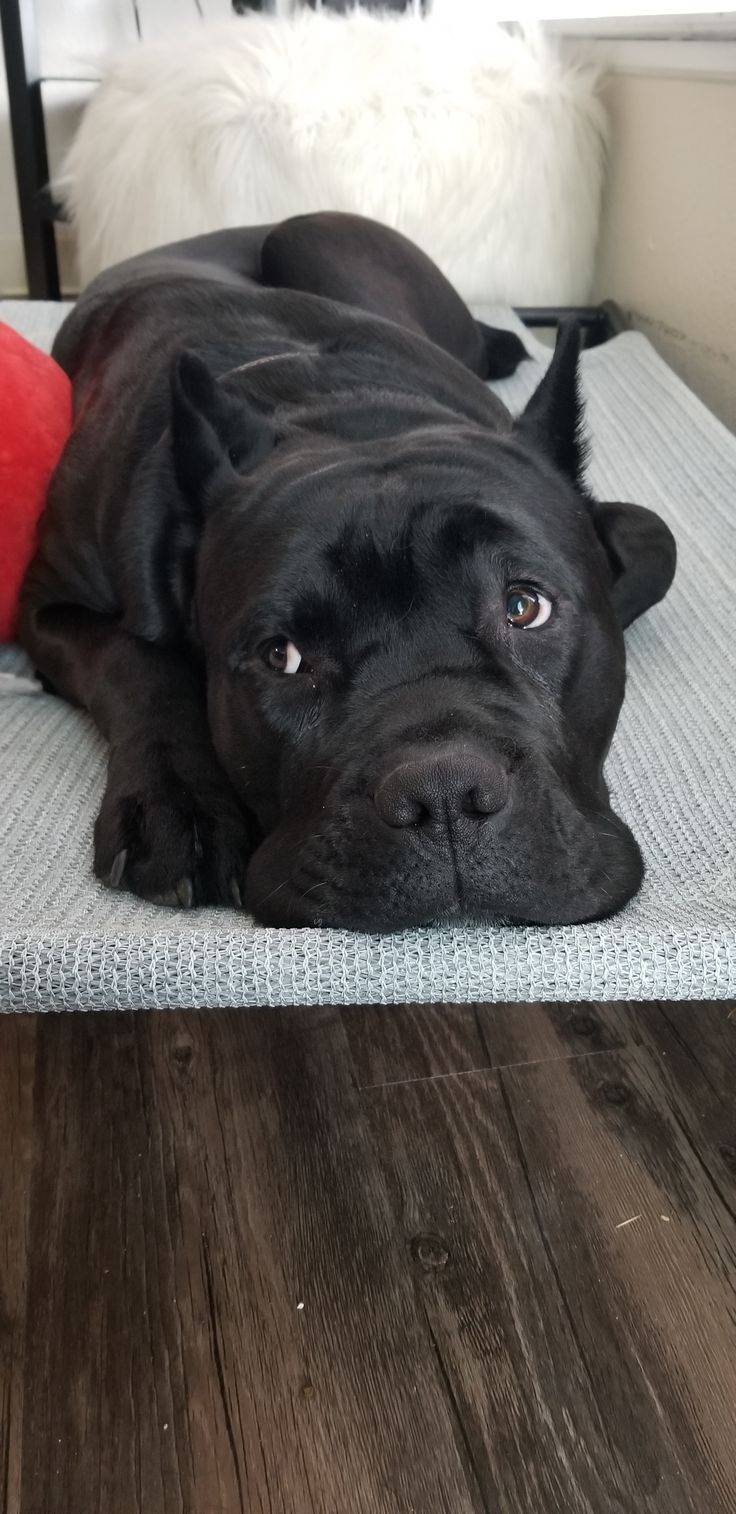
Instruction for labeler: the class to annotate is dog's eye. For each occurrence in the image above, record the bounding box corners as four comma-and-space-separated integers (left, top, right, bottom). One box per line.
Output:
264, 638, 303, 674
506, 586, 553, 630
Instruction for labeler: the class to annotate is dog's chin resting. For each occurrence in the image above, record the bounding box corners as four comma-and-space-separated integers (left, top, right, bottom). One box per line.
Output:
242, 802, 645, 932
19, 213, 676, 933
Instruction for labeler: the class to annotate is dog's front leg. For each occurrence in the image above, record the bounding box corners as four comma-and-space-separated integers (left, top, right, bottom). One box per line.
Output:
22, 605, 253, 908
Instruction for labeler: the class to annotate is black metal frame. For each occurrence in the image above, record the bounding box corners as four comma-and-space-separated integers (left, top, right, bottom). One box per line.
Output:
1, 0, 60, 297
516, 303, 627, 347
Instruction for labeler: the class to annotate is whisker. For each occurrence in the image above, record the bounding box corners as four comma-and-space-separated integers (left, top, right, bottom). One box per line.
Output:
259, 879, 290, 906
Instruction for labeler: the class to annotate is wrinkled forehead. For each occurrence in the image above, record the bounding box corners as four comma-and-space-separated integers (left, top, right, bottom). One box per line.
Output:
201, 436, 591, 631
258, 427, 578, 519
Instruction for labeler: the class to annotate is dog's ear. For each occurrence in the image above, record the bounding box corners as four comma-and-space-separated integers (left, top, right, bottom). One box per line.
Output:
591, 500, 677, 627
517, 325, 676, 624
170, 351, 274, 507
515, 320, 587, 489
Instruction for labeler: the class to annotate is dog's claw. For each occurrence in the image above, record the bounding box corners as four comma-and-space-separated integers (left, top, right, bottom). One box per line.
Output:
176, 876, 194, 909
231, 878, 243, 910
108, 848, 127, 889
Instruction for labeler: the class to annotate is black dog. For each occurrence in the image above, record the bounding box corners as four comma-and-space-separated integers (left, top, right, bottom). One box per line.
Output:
20, 213, 676, 930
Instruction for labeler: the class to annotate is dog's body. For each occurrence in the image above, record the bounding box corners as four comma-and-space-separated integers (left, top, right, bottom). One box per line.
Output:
21, 213, 675, 929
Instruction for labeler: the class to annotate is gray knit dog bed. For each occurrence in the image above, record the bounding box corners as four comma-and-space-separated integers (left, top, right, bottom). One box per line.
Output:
1, 302, 734, 1010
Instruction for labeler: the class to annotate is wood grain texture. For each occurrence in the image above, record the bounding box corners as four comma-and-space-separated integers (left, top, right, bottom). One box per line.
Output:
18, 1009, 481, 1514
140, 1006, 482, 1514
0, 1018, 36, 1514
475, 1001, 635, 1069
18, 1013, 192, 1514
341, 1002, 489, 1088
342, 1001, 635, 1089
501, 1036, 736, 1512
2, 1000, 735, 1514
361, 1070, 641, 1513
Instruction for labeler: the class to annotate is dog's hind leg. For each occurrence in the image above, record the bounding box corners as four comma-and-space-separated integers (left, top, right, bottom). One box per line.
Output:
475, 321, 531, 380
259, 211, 527, 379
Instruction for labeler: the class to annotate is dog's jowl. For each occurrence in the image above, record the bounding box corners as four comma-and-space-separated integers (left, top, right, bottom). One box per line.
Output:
20, 213, 676, 929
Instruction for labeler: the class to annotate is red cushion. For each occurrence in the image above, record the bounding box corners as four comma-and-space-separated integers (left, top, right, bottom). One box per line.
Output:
0, 321, 72, 641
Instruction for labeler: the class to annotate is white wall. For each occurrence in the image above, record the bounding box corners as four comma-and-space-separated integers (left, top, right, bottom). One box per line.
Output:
0, 40, 25, 293
593, 65, 736, 430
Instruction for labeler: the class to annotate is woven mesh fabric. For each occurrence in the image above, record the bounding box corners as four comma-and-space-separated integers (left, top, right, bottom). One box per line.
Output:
1, 300, 734, 1009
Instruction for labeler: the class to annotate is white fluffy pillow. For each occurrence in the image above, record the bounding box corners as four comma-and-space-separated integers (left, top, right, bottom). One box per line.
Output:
60, 0, 607, 303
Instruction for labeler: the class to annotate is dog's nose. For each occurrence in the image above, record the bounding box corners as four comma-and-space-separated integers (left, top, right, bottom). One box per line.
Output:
374, 747, 508, 830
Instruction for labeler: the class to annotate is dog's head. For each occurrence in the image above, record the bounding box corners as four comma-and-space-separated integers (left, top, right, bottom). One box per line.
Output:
166, 324, 675, 929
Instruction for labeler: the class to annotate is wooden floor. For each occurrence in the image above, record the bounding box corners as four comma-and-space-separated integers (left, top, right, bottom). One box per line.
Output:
1, 1000, 735, 1514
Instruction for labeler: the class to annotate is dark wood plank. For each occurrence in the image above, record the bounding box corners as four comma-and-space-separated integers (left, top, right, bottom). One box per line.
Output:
342, 1000, 635, 1090
9, 1000, 736, 1512
650, 999, 736, 1099
621, 1002, 736, 1201
143, 1008, 485, 1514
0, 1017, 36, 1514
362, 1068, 655, 1513
19, 1013, 194, 1514
20, 1009, 483, 1514
501, 1036, 736, 1513
342, 1001, 489, 1087
476, 1001, 635, 1069
343, 999, 734, 1091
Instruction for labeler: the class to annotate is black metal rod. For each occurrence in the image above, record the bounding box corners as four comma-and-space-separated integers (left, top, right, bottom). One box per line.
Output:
514, 306, 617, 348
514, 306, 606, 326
517, 310, 620, 351
1, 0, 60, 298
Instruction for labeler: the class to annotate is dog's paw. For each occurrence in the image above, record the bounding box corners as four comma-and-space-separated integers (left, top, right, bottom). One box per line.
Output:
94, 741, 253, 909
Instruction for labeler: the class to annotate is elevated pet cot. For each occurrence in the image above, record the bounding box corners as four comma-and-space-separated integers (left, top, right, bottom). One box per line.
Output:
1, 300, 734, 1011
